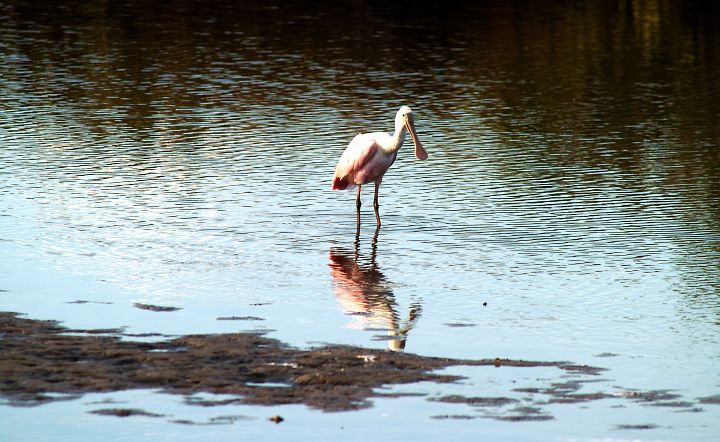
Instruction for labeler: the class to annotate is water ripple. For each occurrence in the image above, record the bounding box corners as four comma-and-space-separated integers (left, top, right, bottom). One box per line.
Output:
0, 6, 719, 427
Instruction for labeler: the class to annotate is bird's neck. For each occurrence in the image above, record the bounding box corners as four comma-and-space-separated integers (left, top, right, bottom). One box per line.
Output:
386, 122, 406, 154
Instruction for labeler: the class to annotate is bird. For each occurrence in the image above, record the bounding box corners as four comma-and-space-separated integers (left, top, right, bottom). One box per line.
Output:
331, 106, 428, 229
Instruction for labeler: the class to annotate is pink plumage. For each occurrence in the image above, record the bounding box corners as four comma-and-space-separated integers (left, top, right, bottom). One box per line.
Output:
331, 106, 428, 228
332, 136, 387, 190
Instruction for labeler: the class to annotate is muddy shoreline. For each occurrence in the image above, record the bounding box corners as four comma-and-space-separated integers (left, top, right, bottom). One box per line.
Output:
1, 312, 717, 422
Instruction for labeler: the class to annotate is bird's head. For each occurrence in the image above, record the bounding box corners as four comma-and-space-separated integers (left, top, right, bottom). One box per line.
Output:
396, 106, 428, 160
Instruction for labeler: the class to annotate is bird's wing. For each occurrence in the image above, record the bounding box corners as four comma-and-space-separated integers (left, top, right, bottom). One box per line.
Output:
331, 135, 380, 190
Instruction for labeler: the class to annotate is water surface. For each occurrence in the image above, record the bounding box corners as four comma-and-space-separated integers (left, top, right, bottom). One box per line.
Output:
1, 0, 719, 440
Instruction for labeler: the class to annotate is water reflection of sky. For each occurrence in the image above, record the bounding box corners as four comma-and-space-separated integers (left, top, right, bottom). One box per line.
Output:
1, 0, 720, 440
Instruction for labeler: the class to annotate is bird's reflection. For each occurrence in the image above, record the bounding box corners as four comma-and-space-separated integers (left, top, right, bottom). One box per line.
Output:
329, 228, 421, 351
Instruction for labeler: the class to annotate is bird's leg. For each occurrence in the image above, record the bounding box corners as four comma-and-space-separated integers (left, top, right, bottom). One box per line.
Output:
373, 181, 381, 227
356, 185, 362, 232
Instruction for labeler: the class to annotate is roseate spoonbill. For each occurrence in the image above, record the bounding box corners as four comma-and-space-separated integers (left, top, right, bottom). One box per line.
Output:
331, 106, 428, 228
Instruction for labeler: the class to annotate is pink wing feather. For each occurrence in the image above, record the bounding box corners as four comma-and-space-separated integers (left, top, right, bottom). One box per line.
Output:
331, 135, 380, 190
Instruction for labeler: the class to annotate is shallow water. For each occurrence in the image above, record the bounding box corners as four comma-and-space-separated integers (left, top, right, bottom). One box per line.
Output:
1, 0, 720, 440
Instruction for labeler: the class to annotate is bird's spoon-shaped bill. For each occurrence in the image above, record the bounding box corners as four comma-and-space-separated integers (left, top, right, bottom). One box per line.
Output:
405, 119, 428, 160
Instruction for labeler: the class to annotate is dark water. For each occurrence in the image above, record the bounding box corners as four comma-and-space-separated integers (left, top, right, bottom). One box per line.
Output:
1, 1, 720, 440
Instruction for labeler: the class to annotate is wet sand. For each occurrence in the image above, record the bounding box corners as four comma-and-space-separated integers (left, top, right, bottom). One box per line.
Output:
1, 312, 716, 422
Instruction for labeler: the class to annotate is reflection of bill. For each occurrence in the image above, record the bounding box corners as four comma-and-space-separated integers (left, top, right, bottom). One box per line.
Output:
328, 230, 421, 351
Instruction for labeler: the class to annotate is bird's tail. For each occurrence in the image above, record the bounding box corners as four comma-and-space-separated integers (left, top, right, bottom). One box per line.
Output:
332, 175, 350, 190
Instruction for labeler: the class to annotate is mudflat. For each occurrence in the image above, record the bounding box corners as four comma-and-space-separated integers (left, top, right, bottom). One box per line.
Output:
3, 312, 714, 422
1, 312, 595, 412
